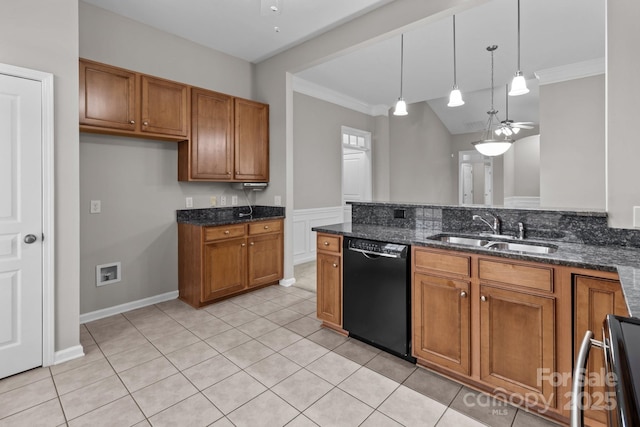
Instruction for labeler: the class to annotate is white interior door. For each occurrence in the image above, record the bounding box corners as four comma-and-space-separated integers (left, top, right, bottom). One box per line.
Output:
461, 163, 473, 204
343, 149, 367, 202
0, 73, 43, 379
484, 164, 493, 205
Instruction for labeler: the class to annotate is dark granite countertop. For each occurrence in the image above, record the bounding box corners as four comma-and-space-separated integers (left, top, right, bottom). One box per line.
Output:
177, 206, 285, 227
313, 222, 640, 317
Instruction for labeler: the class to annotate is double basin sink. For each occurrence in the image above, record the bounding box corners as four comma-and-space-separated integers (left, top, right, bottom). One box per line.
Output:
431, 234, 557, 255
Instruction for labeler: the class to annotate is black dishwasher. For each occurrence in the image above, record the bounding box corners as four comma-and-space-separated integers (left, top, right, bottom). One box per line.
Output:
342, 237, 415, 362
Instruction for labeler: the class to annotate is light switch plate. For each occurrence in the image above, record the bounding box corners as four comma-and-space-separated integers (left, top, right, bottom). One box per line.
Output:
274, 195, 282, 206
90, 200, 101, 214
231, 195, 238, 205
220, 196, 227, 206
634, 206, 640, 228
185, 197, 193, 208
210, 196, 217, 207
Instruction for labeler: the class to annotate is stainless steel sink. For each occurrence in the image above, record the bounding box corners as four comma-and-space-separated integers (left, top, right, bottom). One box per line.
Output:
485, 241, 557, 254
437, 236, 489, 246
432, 234, 557, 254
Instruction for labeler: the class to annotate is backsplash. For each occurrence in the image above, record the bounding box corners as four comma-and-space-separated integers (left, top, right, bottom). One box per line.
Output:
350, 202, 640, 248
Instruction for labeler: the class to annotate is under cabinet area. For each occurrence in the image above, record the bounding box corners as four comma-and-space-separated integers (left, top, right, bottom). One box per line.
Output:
315, 233, 343, 331
79, 58, 189, 140
178, 219, 283, 308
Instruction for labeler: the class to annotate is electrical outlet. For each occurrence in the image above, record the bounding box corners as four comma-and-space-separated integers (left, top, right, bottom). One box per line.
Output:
274, 196, 282, 206
185, 197, 193, 208
210, 196, 217, 207
90, 200, 101, 214
634, 206, 640, 228
220, 195, 227, 206
231, 195, 238, 206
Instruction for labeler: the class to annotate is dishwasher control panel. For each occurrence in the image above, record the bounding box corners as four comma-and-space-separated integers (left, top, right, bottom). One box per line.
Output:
346, 238, 408, 257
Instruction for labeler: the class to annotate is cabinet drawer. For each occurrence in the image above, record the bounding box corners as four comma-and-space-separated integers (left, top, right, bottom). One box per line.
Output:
479, 259, 552, 292
248, 220, 282, 235
414, 249, 470, 277
317, 234, 341, 254
204, 224, 246, 241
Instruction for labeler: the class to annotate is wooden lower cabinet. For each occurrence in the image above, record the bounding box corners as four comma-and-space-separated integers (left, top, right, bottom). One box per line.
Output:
413, 272, 471, 375
574, 273, 629, 425
178, 219, 283, 308
316, 233, 343, 330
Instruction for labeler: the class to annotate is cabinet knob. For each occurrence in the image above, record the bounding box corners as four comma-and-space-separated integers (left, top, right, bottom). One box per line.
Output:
250, 242, 254, 246
460, 291, 467, 298
224, 230, 230, 235
264, 225, 269, 229
143, 121, 149, 126
129, 120, 135, 124
481, 295, 487, 302
241, 243, 246, 247
323, 241, 329, 246
227, 172, 231, 175
332, 263, 338, 268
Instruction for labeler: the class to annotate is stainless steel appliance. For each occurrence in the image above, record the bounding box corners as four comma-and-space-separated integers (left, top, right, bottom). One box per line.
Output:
572, 315, 640, 427
342, 237, 415, 362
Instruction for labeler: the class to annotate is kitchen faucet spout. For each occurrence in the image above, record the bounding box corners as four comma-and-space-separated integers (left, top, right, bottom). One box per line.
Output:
473, 214, 501, 235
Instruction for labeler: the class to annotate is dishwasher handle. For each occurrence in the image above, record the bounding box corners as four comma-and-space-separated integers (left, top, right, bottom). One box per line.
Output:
347, 246, 403, 259
571, 330, 605, 427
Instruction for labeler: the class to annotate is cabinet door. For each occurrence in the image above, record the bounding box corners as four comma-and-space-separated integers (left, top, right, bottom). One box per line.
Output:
247, 232, 283, 288
317, 253, 341, 326
203, 238, 247, 301
141, 75, 189, 137
413, 273, 470, 375
479, 285, 556, 408
575, 275, 629, 424
234, 98, 269, 181
190, 88, 234, 179
79, 60, 137, 130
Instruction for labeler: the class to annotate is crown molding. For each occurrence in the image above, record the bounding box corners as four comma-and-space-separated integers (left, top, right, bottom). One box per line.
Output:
292, 76, 389, 117
535, 57, 605, 85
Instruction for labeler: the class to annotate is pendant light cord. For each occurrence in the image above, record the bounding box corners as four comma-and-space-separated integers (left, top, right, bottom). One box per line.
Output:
490, 46, 495, 111
399, 34, 404, 97
516, 0, 521, 71
452, 16, 457, 87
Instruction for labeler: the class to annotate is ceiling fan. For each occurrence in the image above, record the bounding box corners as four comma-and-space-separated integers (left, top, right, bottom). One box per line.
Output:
495, 84, 534, 136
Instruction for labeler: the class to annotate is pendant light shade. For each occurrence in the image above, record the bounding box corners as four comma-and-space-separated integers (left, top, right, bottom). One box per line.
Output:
447, 15, 464, 107
509, 0, 529, 96
472, 46, 513, 157
393, 34, 408, 116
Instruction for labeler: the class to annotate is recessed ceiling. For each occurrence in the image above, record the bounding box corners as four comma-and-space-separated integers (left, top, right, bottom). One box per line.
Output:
81, 0, 395, 63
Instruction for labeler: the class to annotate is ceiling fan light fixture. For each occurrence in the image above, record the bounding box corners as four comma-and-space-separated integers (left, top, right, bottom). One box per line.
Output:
509, 71, 529, 96
394, 98, 408, 116
448, 86, 464, 107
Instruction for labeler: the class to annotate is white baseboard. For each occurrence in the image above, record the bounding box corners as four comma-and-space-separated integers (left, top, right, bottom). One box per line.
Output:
279, 277, 296, 287
80, 291, 179, 324
293, 206, 344, 266
54, 345, 85, 365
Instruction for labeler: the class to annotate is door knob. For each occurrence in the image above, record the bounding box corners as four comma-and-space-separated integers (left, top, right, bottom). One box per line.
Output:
24, 234, 37, 244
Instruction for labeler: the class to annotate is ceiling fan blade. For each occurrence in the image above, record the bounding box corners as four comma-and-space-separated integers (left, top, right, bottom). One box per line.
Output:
512, 123, 534, 129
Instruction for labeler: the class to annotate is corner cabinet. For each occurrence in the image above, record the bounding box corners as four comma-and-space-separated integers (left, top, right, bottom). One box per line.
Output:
178, 88, 269, 182
316, 233, 344, 332
79, 58, 189, 141
178, 219, 283, 308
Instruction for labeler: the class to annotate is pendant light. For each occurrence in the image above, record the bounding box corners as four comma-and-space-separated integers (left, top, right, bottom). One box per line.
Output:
472, 46, 514, 157
509, 0, 529, 96
394, 34, 408, 116
495, 84, 520, 136
447, 15, 464, 107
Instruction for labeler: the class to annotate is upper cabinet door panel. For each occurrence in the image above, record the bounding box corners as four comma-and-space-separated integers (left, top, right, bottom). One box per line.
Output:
141, 75, 189, 137
79, 60, 137, 130
191, 88, 233, 180
234, 98, 269, 181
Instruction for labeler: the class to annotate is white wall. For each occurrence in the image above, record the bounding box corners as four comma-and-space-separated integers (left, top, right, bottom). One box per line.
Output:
505, 135, 540, 198
78, 2, 255, 313
0, 0, 80, 353
540, 75, 605, 210
607, 0, 640, 227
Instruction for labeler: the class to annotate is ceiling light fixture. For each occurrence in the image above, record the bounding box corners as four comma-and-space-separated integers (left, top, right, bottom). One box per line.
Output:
496, 84, 520, 136
260, 0, 282, 16
447, 15, 464, 107
472, 45, 514, 157
393, 34, 408, 116
509, 0, 529, 96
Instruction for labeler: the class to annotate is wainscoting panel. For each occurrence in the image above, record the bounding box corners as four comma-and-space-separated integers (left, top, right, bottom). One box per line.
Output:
293, 206, 345, 265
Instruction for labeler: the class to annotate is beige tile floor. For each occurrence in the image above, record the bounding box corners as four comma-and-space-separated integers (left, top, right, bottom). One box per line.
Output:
0, 265, 560, 427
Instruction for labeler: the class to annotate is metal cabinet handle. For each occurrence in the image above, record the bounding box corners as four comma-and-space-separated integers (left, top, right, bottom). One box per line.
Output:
224, 230, 230, 235
264, 225, 269, 229
241, 243, 246, 247
250, 242, 254, 246
332, 263, 338, 268
481, 295, 487, 302
460, 291, 467, 298
571, 330, 605, 427
323, 241, 330, 246
143, 121, 149, 126
24, 234, 37, 244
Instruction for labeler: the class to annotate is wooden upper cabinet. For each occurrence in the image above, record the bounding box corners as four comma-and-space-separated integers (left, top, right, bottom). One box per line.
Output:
80, 60, 137, 131
234, 98, 269, 182
187, 88, 233, 180
141, 75, 189, 137
79, 58, 189, 141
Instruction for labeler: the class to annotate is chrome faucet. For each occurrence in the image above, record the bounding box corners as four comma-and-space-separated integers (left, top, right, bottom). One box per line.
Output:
473, 213, 501, 235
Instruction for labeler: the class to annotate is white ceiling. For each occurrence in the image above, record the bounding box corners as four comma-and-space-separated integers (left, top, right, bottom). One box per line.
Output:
82, 0, 605, 135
